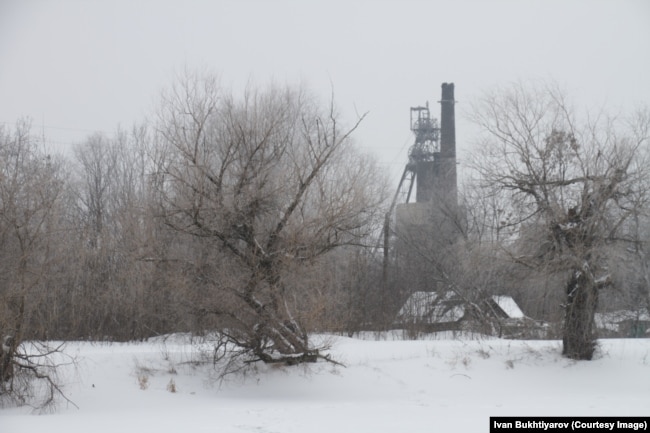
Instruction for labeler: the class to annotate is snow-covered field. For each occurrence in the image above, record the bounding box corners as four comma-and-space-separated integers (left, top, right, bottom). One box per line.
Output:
2, 333, 649, 432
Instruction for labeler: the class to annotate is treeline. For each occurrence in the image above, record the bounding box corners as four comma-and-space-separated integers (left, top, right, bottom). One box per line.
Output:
1, 74, 649, 361
1, 74, 391, 348
2, 122, 190, 341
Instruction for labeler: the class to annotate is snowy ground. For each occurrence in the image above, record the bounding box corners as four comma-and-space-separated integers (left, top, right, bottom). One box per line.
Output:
2, 333, 649, 432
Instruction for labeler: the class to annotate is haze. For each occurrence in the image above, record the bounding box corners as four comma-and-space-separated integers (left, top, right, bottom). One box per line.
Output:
1, 0, 648, 182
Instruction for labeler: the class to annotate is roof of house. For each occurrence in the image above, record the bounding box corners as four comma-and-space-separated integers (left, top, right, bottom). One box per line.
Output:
491, 296, 525, 319
396, 291, 462, 324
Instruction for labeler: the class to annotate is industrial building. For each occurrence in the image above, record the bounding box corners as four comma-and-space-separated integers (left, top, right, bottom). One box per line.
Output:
383, 83, 461, 298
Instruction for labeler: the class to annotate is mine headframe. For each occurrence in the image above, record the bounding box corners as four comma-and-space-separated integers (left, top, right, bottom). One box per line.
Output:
392, 102, 440, 207
380, 83, 457, 288
407, 103, 439, 171
380, 101, 440, 280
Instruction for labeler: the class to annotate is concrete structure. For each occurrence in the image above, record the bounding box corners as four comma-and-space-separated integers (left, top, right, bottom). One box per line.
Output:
384, 83, 460, 295
437, 82, 458, 207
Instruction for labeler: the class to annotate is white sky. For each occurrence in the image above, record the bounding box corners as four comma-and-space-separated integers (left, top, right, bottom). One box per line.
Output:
1, 0, 649, 184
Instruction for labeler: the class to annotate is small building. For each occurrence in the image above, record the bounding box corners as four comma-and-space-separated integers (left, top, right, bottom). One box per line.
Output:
595, 309, 650, 338
396, 291, 464, 332
395, 291, 540, 337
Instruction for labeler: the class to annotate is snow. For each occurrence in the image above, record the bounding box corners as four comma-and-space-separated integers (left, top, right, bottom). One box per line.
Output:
492, 295, 526, 319
396, 291, 438, 320
2, 335, 649, 432
396, 291, 466, 324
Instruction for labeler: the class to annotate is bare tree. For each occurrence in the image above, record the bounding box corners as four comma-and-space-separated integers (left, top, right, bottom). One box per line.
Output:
0, 120, 74, 409
151, 71, 387, 365
57, 125, 188, 340
73, 133, 118, 248
468, 82, 650, 359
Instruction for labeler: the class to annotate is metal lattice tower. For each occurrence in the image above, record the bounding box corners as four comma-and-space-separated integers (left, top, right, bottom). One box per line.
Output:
387, 103, 440, 209
408, 103, 439, 170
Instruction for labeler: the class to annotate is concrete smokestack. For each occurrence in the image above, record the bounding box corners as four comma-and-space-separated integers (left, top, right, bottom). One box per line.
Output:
438, 83, 457, 206
440, 83, 455, 157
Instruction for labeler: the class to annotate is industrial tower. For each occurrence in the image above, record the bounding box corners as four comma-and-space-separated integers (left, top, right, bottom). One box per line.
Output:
383, 83, 458, 292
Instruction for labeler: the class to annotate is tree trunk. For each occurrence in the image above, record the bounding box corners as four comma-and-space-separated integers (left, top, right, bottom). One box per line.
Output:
562, 269, 598, 360
241, 281, 316, 363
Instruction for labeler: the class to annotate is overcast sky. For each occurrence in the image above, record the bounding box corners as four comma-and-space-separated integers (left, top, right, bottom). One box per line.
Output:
1, 0, 649, 184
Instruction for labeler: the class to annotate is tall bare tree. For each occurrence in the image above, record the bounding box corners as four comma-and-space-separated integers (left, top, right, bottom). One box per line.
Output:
0, 120, 73, 408
152, 72, 387, 364
469, 82, 650, 359
59, 125, 188, 340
